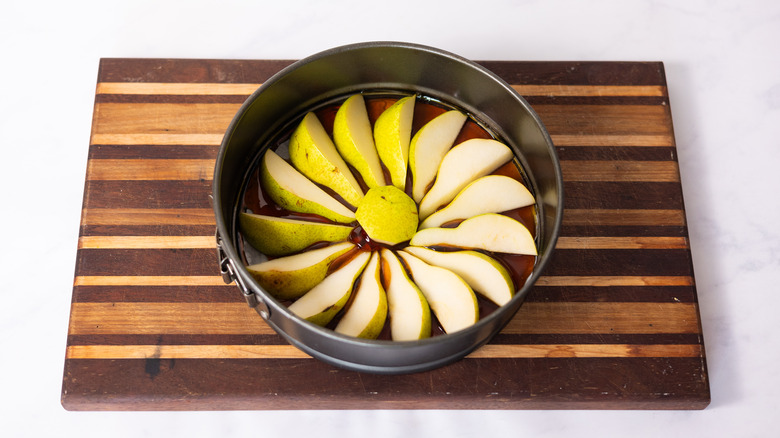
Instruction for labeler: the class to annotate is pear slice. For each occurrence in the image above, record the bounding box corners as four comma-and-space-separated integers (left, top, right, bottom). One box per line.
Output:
333, 94, 387, 189
408, 110, 467, 202
405, 247, 514, 306
239, 213, 353, 257
260, 150, 356, 224
288, 112, 364, 207
334, 251, 387, 339
246, 241, 355, 300
288, 251, 371, 327
410, 213, 537, 256
381, 249, 431, 341
373, 96, 415, 191
417, 138, 514, 219
397, 251, 478, 334
420, 175, 534, 229
355, 186, 418, 246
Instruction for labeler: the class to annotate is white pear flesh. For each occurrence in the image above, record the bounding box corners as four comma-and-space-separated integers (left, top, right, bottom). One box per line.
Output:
246, 241, 355, 300
381, 249, 431, 341
373, 96, 415, 191
410, 213, 537, 256
408, 110, 467, 202
260, 150, 356, 224
288, 251, 371, 327
288, 112, 364, 207
334, 251, 387, 339
333, 94, 387, 189
405, 247, 514, 306
397, 251, 478, 334
420, 175, 534, 229
417, 138, 514, 219
239, 213, 353, 256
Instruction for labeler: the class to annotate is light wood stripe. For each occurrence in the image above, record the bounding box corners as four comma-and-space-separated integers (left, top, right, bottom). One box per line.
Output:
81, 208, 215, 225
74, 276, 228, 286
555, 236, 688, 250
95, 82, 665, 98
468, 343, 700, 358
534, 276, 693, 287
65, 343, 699, 360
563, 209, 686, 226
86, 159, 215, 180
97, 82, 261, 95
551, 134, 674, 147
91, 103, 239, 135
67, 302, 700, 335
78, 236, 215, 249
90, 133, 224, 145
561, 161, 680, 182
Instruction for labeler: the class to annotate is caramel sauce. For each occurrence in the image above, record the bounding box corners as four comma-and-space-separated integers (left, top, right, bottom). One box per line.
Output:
239, 92, 538, 340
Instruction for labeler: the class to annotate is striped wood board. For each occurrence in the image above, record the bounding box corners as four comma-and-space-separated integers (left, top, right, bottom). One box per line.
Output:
61, 58, 710, 410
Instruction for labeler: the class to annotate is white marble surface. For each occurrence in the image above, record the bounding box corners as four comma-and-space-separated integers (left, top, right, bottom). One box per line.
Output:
1, 0, 778, 436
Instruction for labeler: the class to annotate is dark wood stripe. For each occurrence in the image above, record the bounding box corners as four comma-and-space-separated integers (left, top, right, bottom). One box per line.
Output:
556, 146, 677, 161
560, 225, 688, 237
536, 104, 672, 136
96, 94, 249, 104
61, 356, 708, 410
97, 58, 295, 83
72, 285, 237, 303
478, 61, 666, 86
80, 225, 217, 237
82, 180, 212, 209
76, 248, 218, 276
544, 249, 693, 276
96, 59, 665, 86
89, 144, 219, 160
526, 285, 697, 303
563, 182, 684, 209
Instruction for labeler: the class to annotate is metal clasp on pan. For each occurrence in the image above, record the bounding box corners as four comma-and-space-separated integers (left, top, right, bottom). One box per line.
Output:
216, 231, 270, 319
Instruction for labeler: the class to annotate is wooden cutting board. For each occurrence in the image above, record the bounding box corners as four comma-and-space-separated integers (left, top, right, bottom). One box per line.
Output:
61, 58, 710, 410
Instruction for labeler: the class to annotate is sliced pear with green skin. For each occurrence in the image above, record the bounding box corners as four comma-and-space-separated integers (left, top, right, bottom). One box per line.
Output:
261, 150, 356, 224
288, 112, 364, 207
418, 138, 514, 219
355, 186, 418, 246
381, 249, 431, 341
410, 213, 537, 256
408, 110, 467, 203
405, 247, 514, 306
333, 94, 386, 189
288, 251, 371, 327
397, 251, 478, 334
246, 242, 355, 300
420, 175, 534, 229
335, 251, 387, 339
374, 96, 415, 191
239, 213, 353, 257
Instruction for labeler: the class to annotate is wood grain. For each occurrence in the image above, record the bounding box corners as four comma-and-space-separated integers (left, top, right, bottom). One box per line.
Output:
62, 59, 709, 411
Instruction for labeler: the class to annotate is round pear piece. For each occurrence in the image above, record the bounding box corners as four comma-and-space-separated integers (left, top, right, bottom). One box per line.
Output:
260, 150, 356, 224
289, 112, 364, 208
411, 213, 537, 256
398, 251, 478, 334
381, 249, 431, 341
246, 242, 355, 300
420, 175, 534, 229
405, 246, 514, 306
333, 94, 387, 189
335, 251, 387, 339
239, 213, 353, 257
373, 95, 415, 191
408, 110, 467, 202
355, 186, 418, 246
288, 251, 371, 327
417, 138, 514, 219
